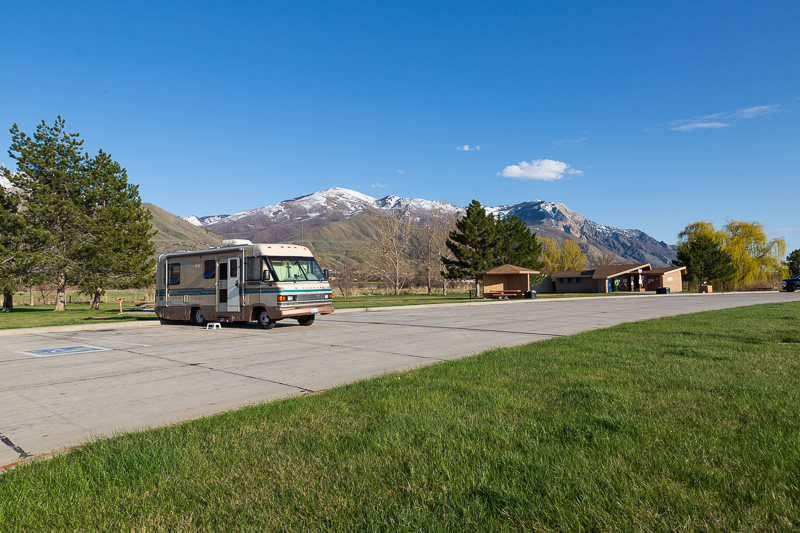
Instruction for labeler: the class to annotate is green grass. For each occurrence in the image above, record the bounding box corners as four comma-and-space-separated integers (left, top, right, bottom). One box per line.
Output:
333, 292, 477, 308
0, 303, 157, 330
2, 302, 799, 530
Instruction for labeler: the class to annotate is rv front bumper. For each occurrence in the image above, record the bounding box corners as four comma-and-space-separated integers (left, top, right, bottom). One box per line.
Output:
270, 303, 334, 320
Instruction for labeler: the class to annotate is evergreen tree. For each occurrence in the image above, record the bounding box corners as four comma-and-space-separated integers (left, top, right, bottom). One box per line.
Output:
4, 117, 155, 310
495, 213, 544, 281
4, 117, 89, 310
442, 200, 497, 293
79, 150, 156, 309
674, 234, 736, 284
0, 185, 25, 312
787, 249, 800, 277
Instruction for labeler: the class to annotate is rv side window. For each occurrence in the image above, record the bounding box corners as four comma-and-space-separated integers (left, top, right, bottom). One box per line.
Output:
169, 264, 181, 285
219, 263, 228, 281
246, 257, 269, 281
204, 260, 216, 279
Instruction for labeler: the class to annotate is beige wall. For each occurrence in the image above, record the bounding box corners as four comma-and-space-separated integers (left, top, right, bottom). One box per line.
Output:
644, 271, 683, 292
553, 276, 595, 293
484, 274, 530, 293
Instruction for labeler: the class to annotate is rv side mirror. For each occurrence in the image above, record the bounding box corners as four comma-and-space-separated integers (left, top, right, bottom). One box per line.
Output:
323, 269, 329, 280
262, 270, 271, 282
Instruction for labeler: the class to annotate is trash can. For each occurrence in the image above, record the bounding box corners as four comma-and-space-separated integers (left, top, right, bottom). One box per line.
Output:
656, 287, 670, 294
524, 290, 537, 299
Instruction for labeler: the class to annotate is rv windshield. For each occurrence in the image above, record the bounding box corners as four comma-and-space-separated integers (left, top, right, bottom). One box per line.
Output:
268, 256, 326, 282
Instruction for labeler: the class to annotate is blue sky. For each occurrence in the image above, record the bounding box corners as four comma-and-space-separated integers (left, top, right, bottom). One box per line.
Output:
2, 1, 798, 251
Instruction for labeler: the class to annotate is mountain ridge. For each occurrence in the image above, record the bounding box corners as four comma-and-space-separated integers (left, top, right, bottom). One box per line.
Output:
184, 187, 677, 266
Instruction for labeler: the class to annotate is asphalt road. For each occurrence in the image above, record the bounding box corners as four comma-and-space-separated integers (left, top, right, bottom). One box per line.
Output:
1, 291, 797, 468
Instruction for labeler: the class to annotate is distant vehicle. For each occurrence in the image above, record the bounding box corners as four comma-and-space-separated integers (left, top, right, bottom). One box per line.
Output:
782, 275, 800, 292
155, 240, 333, 328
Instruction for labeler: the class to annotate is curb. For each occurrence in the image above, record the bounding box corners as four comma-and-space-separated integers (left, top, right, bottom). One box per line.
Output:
0, 319, 161, 337
0, 291, 784, 334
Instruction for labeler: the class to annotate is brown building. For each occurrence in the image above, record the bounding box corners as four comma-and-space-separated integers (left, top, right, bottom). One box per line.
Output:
550, 263, 686, 293
479, 264, 541, 298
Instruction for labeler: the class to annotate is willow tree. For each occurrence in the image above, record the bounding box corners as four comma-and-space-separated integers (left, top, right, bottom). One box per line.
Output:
722, 220, 786, 283
676, 220, 787, 287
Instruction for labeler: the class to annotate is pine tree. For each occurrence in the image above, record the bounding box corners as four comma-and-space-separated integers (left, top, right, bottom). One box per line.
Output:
442, 200, 497, 293
0, 185, 25, 312
674, 234, 736, 284
79, 150, 156, 309
4, 117, 90, 310
787, 249, 800, 277
495, 213, 544, 281
4, 117, 155, 310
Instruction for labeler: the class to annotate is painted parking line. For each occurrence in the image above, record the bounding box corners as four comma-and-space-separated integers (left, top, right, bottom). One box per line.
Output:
38, 333, 150, 347
17, 345, 112, 357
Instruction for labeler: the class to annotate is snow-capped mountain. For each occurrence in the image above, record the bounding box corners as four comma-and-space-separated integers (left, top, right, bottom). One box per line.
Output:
488, 199, 677, 265
185, 187, 462, 245
185, 187, 677, 265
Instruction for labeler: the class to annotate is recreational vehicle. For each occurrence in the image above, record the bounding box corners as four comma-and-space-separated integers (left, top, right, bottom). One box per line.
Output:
155, 240, 333, 329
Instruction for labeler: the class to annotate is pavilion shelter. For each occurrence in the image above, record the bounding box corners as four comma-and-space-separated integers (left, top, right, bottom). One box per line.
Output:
479, 264, 541, 298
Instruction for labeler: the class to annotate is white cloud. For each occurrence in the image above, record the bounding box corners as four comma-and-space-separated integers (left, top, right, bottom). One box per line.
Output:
456, 144, 480, 151
397, 169, 405, 174
670, 121, 729, 132
498, 159, 583, 181
555, 136, 588, 147
669, 104, 783, 131
371, 182, 387, 189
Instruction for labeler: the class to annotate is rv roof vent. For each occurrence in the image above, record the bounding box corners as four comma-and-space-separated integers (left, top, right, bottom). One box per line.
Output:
221, 239, 253, 247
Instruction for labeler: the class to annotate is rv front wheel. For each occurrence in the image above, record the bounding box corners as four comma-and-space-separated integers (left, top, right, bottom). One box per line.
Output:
192, 308, 207, 326
297, 315, 315, 326
257, 309, 277, 330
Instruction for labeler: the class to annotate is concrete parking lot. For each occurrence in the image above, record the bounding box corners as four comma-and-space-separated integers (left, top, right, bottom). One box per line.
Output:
1, 291, 797, 468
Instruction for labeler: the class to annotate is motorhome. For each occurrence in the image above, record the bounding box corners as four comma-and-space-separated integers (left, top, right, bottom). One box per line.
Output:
155, 240, 333, 329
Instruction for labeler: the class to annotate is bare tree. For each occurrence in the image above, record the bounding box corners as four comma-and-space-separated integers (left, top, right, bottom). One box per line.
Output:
412, 208, 458, 294
588, 250, 622, 268
330, 260, 361, 298
362, 209, 415, 295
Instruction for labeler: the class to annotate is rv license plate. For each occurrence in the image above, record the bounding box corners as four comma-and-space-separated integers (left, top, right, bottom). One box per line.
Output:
310, 308, 319, 314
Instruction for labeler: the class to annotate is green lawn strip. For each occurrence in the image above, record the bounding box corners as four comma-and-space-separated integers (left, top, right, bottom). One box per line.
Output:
0, 303, 157, 329
2, 303, 799, 530
332, 293, 476, 308
2, 292, 655, 330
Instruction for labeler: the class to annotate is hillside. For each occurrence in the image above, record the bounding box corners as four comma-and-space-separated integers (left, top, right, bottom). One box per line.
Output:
145, 203, 224, 255
185, 188, 677, 266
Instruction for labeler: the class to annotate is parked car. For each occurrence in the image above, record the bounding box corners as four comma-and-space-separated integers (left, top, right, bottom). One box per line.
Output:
782, 275, 800, 292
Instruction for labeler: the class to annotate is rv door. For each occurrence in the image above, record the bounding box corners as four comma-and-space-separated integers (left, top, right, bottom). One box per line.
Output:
217, 258, 240, 313
227, 257, 240, 312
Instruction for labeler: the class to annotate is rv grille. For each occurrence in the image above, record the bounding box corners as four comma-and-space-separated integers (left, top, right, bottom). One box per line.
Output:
295, 293, 328, 302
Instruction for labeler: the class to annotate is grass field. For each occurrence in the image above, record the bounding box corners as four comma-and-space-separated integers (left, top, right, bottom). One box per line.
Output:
2, 302, 799, 530
0, 303, 157, 330
0, 292, 645, 330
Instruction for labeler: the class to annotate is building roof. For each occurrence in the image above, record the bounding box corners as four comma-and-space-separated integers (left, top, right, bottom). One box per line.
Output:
591, 263, 651, 280
479, 264, 541, 276
647, 266, 687, 275
550, 269, 595, 278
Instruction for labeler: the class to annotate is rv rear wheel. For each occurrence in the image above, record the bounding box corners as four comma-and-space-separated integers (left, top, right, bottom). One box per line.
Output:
192, 308, 207, 326
257, 309, 277, 330
297, 315, 315, 326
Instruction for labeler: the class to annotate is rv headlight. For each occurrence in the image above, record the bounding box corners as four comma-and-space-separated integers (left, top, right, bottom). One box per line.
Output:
278, 295, 296, 302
